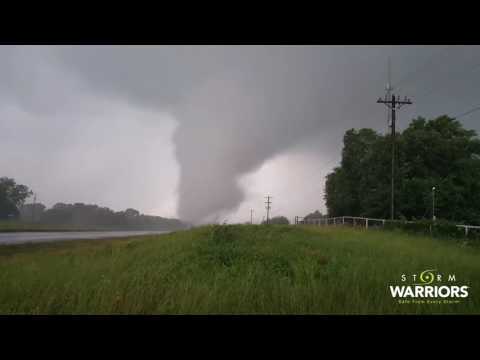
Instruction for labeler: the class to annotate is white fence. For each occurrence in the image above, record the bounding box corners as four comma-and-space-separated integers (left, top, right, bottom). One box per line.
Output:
295, 215, 480, 236
456, 224, 480, 236
295, 216, 385, 229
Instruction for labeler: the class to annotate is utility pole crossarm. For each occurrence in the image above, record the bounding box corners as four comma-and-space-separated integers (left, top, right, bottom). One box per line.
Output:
377, 97, 412, 106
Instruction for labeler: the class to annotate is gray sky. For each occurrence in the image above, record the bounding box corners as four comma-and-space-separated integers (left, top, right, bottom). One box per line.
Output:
1, 45, 480, 224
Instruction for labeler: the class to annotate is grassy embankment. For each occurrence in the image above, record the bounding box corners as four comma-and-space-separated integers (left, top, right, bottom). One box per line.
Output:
0, 224, 478, 314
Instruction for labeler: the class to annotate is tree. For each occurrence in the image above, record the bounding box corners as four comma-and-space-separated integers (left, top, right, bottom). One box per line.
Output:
125, 208, 140, 217
397, 116, 480, 223
325, 128, 385, 217
304, 210, 324, 219
0, 177, 33, 219
324, 116, 480, 224
263, 216, 290, 225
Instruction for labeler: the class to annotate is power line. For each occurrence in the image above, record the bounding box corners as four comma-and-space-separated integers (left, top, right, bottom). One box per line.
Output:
366, 49, 478, 129
322, 156, 341, 172
361, 56, 425, 136
412, 60, 480, 102
392, 50, 480, 121
454, 105, 480, 119
354, 57, 433, 141
370, 67, 479, 139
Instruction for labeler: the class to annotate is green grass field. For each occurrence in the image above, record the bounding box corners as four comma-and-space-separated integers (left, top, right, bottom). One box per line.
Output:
0, 225, 478, 314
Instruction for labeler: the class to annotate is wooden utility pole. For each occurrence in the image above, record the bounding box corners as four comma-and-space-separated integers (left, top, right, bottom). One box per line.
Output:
250, 209, 254, 224
31, 193, 37, 223
377, 94, 412, 220
265, 196, 272, 224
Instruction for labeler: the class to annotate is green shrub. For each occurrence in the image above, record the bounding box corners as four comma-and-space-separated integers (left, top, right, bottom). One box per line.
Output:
197, 225, 245, 268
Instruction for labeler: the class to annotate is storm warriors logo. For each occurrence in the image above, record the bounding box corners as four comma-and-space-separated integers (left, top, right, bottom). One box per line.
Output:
389, 269, 469, 301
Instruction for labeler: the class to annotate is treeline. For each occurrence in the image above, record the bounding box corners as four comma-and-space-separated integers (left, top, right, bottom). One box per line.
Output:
261, 216, 290, 225
303, 210, 325, 220
324, 115, 480, 225
18, 202, 187, 230
1, 177, 187, 230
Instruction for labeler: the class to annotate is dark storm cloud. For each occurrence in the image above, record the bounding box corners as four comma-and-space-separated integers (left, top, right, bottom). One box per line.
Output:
3, 45, 480, 223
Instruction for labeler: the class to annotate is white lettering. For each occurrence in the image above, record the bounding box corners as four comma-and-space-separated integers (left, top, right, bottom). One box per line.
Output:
404, 286, 414, 297
424, 286, 434, 297
449, 286, 460, 297
438, 286, 450, 298
389, 286, 405, 297
459, 286, 469, 298
415, 286, 425, 297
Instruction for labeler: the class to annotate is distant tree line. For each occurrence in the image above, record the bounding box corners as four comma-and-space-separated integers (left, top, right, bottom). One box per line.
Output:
0, 177, 187, 230
17, 202, 187, 230
262, 216, 290, 225
303, 210, 325, 220
324, 115, 480, 225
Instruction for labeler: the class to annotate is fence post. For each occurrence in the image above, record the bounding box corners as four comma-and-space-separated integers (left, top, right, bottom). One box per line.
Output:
353, 218, 356, 227
366, 218, 368, 229
342, 217, 345, 225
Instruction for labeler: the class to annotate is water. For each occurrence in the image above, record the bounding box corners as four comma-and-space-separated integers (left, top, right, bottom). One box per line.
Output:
0, 230, 171, 246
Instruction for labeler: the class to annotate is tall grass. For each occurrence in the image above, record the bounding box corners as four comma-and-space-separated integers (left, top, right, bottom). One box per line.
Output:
0, 225, 478, 314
